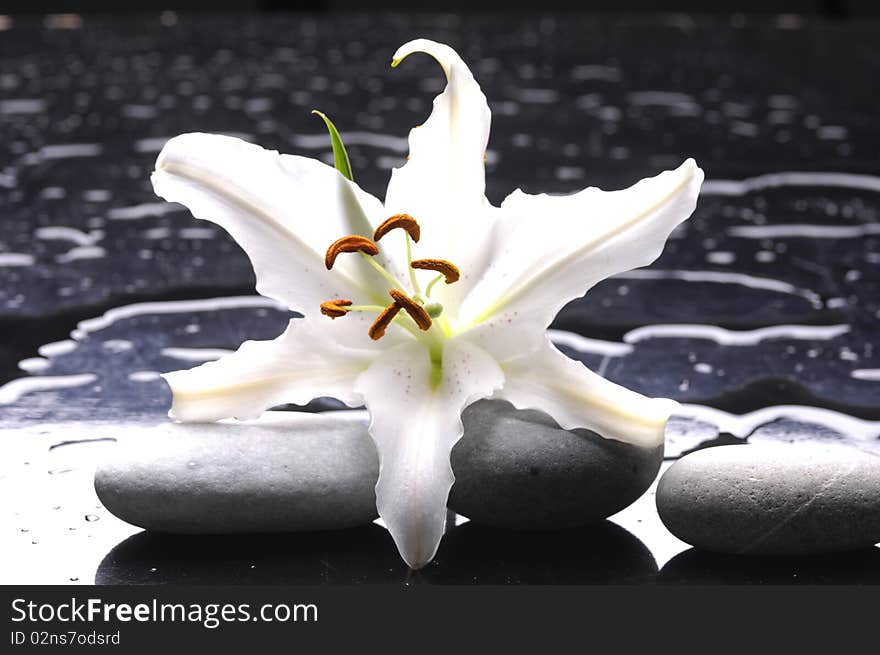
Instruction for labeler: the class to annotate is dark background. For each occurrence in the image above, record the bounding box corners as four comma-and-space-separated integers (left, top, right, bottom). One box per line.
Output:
2, 0, 879, 585
3, 1, 880, 18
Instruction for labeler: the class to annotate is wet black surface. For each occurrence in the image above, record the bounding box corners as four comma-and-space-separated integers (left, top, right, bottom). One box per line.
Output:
660, 547, 880, 584
1, 12, 879, 584
95, 521, 656, 585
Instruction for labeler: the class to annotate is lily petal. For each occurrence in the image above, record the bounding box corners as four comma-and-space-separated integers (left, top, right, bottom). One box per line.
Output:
496, 339, 677, 448
355, 337, 504, 569
385, 39, 496, 311
460, 159, 704, 357
163, 317, 384, 422
152, 133, 406, 313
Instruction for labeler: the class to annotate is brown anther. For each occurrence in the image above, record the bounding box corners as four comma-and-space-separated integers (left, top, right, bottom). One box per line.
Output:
373, 214, 421, 243
411, 258, 460, 284
320, 299, 352, 319
325, 235, 379, 270
368, 304, 401, 340
389, 288, 432, 331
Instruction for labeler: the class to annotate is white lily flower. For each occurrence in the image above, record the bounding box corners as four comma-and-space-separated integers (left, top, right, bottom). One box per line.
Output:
152, 38, 704, 569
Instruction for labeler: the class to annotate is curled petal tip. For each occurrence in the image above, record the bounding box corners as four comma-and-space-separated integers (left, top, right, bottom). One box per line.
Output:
392, 39, 455, 80
681, 157, 704, 179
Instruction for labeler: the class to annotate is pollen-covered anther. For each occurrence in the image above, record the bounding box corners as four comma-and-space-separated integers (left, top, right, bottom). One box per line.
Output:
411, 258, 460, 284
389, 288, 432, 331
320, 299, 353, 318
368, 304, 401, 340
324, 235, 379, 270
373, 214, 421, 243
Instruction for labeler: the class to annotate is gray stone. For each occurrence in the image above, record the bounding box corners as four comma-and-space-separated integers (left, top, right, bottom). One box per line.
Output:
95, 412, 380, 533
656, 444, 880, 555
448, 400, 664, 529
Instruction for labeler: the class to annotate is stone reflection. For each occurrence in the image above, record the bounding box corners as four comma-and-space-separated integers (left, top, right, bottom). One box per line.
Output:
424, 520, 657, 584
95, 527, 407, 584
96, 520, 657, 584
659, 547, 880, 584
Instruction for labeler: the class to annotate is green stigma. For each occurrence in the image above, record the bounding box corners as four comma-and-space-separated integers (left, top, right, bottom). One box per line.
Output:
425, 302, 444, 319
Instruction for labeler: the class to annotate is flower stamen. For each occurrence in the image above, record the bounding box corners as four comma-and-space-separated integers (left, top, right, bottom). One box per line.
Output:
325, 235, 379, 270
411, 258, 460, 284
321, 218, 454, 338
374, 214, 421, 243
320, 298, 353, 318
389, 288, 432, 331
368, 304, 402, 340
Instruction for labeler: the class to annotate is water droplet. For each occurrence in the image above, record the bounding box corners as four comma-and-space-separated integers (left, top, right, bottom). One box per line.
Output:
84, 514, 99, 522
69, 577, 79, 582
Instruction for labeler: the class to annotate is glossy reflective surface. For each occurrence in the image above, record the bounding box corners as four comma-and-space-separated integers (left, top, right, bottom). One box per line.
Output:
1, 12, 878, 584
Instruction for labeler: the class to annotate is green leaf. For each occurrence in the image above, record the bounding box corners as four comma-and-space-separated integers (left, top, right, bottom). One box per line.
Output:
311, 110, 354, 182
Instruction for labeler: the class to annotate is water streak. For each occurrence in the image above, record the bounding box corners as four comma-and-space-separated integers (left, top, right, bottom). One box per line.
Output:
624, 323, 850, 346
615, 269, 822, 305
677, 403, 880, 441
17, 358, 50, 373
160, 347, 234, 362
108, 202, 184, 221
703, 172, 880, 196
0, 253, 34, 267
0, 374, 97, 405
56, 246, 106, 263
72, 296, 284, 340
35, 226, 103, 246
24, 144, 102, 163
38, 340, 77, 358
728, 223, 880, 239
547, 329, 633, 356
179, 227, 216, 239
128, 371, 161, 382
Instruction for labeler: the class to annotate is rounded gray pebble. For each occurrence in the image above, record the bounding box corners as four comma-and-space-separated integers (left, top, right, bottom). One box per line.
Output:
95, 412, 379, 533
657, 444, 880, 555
448, 400, 664, 529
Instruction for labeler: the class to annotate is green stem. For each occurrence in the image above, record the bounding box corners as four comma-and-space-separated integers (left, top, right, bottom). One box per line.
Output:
360, 252, 406, 291
392, 314, 423, 339
427, 338, 444, 391
345, 304, 387, 313
436, 315, 452, 338
406, 233, 422, 295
